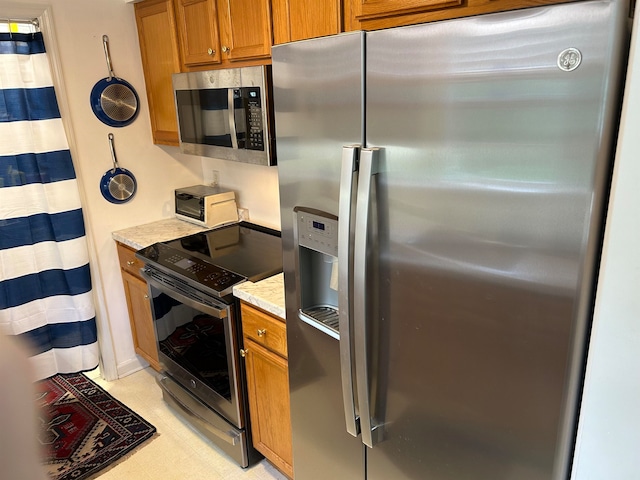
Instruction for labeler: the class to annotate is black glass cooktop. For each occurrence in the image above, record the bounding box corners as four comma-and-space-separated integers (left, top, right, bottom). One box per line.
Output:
136, 222, 282, 296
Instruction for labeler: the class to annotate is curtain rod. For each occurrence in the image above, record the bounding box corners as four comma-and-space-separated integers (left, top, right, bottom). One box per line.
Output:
0, 17, 40, 31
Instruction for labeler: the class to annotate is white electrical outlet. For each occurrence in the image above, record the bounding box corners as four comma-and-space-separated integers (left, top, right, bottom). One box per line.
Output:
211, 170, 219, 187
238, 208, 250, 221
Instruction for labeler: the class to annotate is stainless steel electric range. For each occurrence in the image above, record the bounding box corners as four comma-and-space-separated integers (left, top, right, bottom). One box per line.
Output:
135, 222, 282, 467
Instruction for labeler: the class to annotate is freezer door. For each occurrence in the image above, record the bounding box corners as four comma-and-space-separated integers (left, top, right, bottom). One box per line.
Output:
272, 32, 365, 480
363, 1, 629, 479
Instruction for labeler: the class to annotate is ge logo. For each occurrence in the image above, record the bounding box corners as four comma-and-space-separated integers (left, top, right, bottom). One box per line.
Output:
557, 48, 582, 72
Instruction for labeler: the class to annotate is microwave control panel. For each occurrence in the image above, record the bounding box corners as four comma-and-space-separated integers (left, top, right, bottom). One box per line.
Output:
244, 87, 264, 151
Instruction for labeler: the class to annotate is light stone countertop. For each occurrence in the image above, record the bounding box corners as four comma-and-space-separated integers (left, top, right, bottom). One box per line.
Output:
112, 218, 209, 250
112, 218, 285, 320
233, 273, 285, 320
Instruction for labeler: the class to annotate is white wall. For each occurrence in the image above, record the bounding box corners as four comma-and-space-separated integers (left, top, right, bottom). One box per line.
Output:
0, 0, 281, 379
571, 10, 640, 479
201, 157, 281, 230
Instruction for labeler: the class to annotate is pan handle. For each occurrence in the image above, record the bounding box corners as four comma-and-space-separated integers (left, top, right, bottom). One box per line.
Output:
102, 35, 114, 81
108, 133, 119, 173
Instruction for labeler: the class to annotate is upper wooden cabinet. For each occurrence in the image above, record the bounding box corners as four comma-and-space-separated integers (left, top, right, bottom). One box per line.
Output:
344, 0, 576, 31
134, 0, 181, 146
272, 0, 342, 45
174, 0, 221, 66
175, 0, 272, 68
351, 0, 461, 23
217, 0, 273, 62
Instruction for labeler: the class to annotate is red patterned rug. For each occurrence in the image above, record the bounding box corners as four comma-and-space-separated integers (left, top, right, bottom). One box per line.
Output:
36, 372, 157, 480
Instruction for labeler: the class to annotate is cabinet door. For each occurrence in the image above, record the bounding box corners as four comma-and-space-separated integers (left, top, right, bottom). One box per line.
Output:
272, 0, 341, 45
175, 0, 221, 66
217, 0, 272, 61
122, 270, 161, 371
243, 338, 293, 478
134, 0, 182, 145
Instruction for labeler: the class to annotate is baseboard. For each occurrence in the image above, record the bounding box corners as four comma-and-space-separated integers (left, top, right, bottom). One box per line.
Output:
116, 356, 147, 379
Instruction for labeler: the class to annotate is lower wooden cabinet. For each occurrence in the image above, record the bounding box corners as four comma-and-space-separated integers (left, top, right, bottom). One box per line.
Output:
240, 302, 293, 478
116, 242, 161, 371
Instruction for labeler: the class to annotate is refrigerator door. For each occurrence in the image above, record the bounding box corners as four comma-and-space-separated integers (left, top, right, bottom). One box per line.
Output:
363, 1, 628, 480
272, 32, 365, 480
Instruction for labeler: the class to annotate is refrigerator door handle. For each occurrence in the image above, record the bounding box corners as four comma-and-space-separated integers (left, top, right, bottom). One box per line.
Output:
354, 147, 383, 448
338, 145, 361, 437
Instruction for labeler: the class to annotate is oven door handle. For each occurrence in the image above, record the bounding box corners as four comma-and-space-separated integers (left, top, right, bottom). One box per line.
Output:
141, 268, 228, 319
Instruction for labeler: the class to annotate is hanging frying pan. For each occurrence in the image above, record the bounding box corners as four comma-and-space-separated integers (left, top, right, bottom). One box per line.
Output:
90, 35, 139, 127
100, 133, 137, 204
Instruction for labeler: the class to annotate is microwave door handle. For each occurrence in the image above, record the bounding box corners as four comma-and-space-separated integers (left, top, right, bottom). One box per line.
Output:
339, 145, 360, 437
227, 89, 239, 149
354, 147, 383, 448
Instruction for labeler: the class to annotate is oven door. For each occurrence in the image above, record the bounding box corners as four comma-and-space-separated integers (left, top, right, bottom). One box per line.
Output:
141, 268, 244, 429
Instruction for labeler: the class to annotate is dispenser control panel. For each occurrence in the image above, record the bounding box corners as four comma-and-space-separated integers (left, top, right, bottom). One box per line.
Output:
295, 208, 338, 257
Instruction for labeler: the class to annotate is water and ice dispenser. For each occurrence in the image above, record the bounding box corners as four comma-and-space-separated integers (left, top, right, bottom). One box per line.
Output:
294, 207, 341, 339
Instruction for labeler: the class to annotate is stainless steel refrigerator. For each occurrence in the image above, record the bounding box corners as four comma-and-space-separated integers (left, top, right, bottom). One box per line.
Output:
272, 1, 630, 479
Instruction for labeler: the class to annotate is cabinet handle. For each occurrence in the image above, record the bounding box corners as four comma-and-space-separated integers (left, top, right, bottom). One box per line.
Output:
127, 260, 135, 266
240, 348, 249, 357
207, 48, 215, 55
257, 328, 266, 337
222, 45, 230, 53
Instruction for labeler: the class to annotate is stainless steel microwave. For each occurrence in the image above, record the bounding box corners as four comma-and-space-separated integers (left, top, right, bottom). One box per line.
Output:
172, 66, 275, 166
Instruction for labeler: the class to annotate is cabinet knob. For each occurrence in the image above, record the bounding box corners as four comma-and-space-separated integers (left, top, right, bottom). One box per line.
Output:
222, 45, 230, 53
257, 328, 266, 337
240, 348, 249, 358
144, 294, 149, 299
127, 260, 135, 266
207, 48, 215, 55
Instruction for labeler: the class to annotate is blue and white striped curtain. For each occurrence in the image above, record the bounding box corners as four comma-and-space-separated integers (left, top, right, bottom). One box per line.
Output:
0, 31, 99, 380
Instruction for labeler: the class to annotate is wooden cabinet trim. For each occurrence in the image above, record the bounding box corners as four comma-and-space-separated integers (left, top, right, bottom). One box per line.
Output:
356, 0, 462, 20
345, 0, 578, 32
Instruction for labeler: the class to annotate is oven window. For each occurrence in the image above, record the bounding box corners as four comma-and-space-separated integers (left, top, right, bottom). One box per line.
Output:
152, 291, 232, 401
